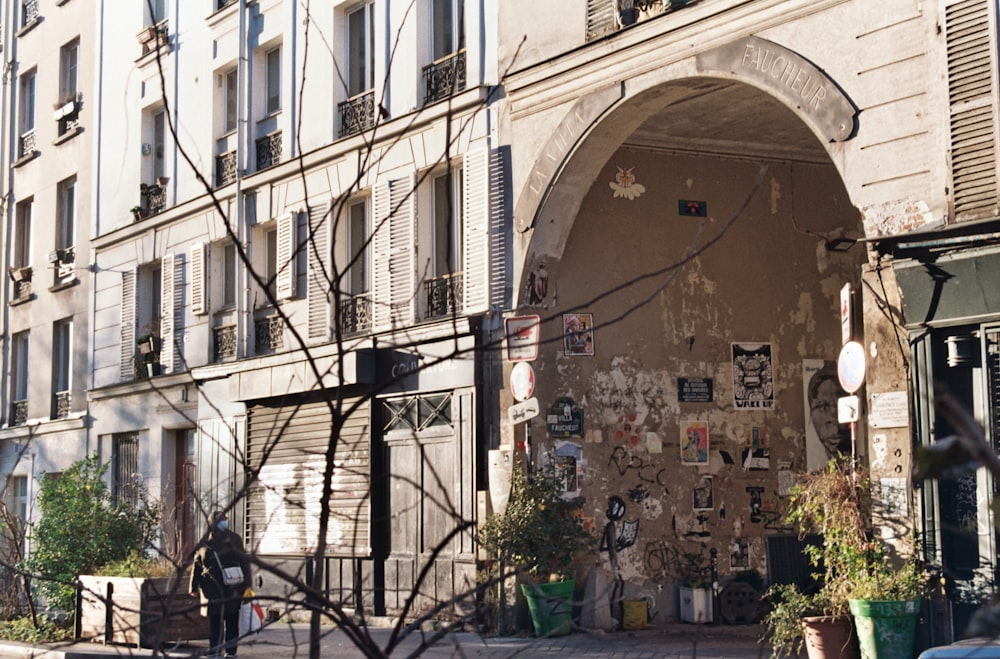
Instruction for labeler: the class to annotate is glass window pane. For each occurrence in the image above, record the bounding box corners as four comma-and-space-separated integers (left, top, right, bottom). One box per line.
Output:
225, 70, 238, 133
266, 47, 281, 114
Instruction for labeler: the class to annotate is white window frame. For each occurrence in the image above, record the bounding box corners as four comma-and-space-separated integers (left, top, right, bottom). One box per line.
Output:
432, 166, 463, 278
431, 0, 464, 60
265, 46, 281, 115
57, 177, 76, 252
19, 69, 36, 135
52, 318, 72, 401
59, 38, 79, 103
224, 68, 238, 134
10, 331, 29, 402
348, 198, 370, 295
14, 199, 32, 269
346, 2, 375, 98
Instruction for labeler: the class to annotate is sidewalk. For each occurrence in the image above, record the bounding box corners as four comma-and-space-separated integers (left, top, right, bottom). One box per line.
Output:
0, 622, 772, 658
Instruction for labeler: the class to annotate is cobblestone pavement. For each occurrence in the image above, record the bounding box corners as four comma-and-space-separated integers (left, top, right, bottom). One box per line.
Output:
0, 622, 773, 658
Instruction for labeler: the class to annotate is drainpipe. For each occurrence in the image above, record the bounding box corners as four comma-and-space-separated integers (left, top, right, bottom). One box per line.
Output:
236, 0, 247, 361
0, 0, 16, 430
886, 231, 1000, 253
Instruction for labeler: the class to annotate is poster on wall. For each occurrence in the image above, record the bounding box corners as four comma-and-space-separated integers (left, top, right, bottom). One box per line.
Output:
563, 313, 595, 356
680, 419, 709, 465
693, 475, 714, 511
732, 343, 774, 410
802, 359, 851, 471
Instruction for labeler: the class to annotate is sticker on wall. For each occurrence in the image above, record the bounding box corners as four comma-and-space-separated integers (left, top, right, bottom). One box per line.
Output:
609, 166, 646, 200
732, 343, 775, 410
680, 419, 709, 465
741, 425, 767, 448
526, 260, 549, 307
547, 397, 584, 437
612, 411, 641, 445
802, 359, 850, 470
741, 447, 770, 471
747, 486, 764, 523
552, 440, 585, 497
729, 538, 750, 569
693, 475, 714, 511
563, 313, 595, 356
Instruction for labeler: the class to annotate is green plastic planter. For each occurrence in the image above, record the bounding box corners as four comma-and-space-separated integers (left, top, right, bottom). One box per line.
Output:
848, 599, 920, 659
521, 579, 575, 637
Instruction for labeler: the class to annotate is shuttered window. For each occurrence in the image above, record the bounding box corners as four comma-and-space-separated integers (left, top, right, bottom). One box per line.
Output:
372, 177, 415, 331
120, 269, 137, 381
275, 210, 297, 300
945, 0, 1000, 221
190, 243, 207, 315
462, 149, 490, 314
307, 203, 331, 340
246, 396, 371, 556
160, 253, 176, 373
586, 0, 617, 41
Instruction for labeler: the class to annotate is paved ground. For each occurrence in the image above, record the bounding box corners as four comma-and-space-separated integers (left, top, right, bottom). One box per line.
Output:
0, 622, 773, 658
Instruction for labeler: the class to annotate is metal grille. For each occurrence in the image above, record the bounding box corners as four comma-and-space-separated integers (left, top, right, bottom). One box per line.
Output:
215, 150, 237, 187
256, 132, 282, 170
217, 0, 236, 10
53, 391, 71, 419
383, 394, 453, 433
112, 432, 140, 508
57, 108, 79, 137
21, 0, 38, 26
19, 129, 36, 158
424, 273, 464, 318
339, 293, 372, 334
423, 51, 466, 104
12, 278, 32, 300
10, 400, 27, 426
143, 184, 166, 215
254, 316, 284, 353
213, 325, 237, 361
338, 91, 375, 138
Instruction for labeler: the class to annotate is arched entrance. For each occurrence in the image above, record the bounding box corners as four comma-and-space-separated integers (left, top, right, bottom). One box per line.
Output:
506, 39, 871, 623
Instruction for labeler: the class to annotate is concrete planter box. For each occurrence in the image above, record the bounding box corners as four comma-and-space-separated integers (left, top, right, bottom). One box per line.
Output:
78, 575, 209, 648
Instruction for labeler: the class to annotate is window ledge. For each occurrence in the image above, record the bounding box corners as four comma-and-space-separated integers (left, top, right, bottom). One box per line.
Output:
55, 0, 71, 6
16, 18, 41, 38
53, 126, 82, 146
256, 110, 282, 126
12, 151, 39, 168
9, 294, 35, 307
49, 278, 79, 292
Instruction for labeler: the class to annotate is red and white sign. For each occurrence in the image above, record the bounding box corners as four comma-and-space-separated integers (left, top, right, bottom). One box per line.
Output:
840, 283, 852, 345
837, 341, 866, 394
510, 362, 535, 402
505, 315, 540, 362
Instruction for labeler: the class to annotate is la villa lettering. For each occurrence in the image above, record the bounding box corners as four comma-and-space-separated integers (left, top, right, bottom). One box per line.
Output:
740, 43, 826, 110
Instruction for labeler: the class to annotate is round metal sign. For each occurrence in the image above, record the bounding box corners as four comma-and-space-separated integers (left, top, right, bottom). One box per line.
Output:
837, 341, 866, 394
510, 362, 535, 402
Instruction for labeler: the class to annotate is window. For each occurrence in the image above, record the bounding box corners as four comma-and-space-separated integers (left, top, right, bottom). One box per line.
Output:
13, 199, 32, 269
348, 199, 370, 295
112, 432, 140, 508
383, 393, 453, 434
265, 46, 281, 114
59, 39, 79, 103
223, 241, 237, 307
7, 476, 28, 532
10, 332, 29, 425
21, 0, 39, 28
57, 177, 76, 251
51, 319, 72, 418
145, 0, 165, 26
347, 2, 375, 97
432, 0, 464, 60
432, 167, 463, 277
153, 110, 166, 180
224, 68, 238, 134
137, 261, 162, 339
18, 70, 36, 157
263, 228, 278, 300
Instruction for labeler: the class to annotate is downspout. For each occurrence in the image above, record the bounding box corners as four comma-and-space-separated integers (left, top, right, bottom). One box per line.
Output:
236, 0, 247, 362
1, 0, 17, 432
87, 0, 107, 457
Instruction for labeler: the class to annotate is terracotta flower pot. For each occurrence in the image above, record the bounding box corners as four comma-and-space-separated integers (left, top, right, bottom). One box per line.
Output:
802, 614, 860, 659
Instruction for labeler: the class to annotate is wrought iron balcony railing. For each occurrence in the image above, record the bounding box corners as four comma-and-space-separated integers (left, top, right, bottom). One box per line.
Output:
19, 129, 36, 159
339, 293, 372, 334
10, 400, 27, 426
216, 150, 237, 187
423, 50, 466, 104
424, 272, 464, 318
21, 0, 39, 27
213, 325, 237, 361
256, 131, 282, 171
254, 316, 284, 353
53, 390, 71, 419
338, 91, 375, 138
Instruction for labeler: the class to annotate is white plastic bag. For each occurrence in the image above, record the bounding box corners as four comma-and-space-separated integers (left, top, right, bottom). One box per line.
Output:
239, 591, 264, 636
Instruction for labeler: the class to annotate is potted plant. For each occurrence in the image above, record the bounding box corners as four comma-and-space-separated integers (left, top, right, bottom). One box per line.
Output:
677, 549, 713, 623
8, 265, 32, 282
763, 461, 866, 658
131, 205, 148, 222
137, 333, 160, 355
478, 459, 596, 637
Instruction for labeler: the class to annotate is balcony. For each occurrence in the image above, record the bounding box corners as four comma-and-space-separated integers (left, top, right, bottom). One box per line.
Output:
256, 131, 282, 171
425, 272, 464, 319
216, 150, 237, 187
137, 179, 168, 217
339, 293, 372, 335
48, 248, 76, 282
52, 390, 71, 419
8, 266, 32, 302
423, 50, 466, 105
213, 325, 237, 361
10, 400, 27, 426
338, 91, 375, 139
254, 315, 284, 353
20, 0, 39, 29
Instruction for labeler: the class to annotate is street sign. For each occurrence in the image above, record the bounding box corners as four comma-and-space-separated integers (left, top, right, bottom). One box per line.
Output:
837, 341, 866, 394
838, 395, 859, 423
510, 362, 535, 402
840, 283, 852, 345
508, 397, 540, 424
505, 315, 540, 362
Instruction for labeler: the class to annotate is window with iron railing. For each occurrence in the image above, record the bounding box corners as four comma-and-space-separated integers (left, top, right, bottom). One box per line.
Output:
423, 50, 466, 104
339, 293, 372, 334
254, 315, 284, 353
424, 272, 464, 319
338, 91, 375, 138
213, 325, 237, 361
21, 0, 39, 28
256, 131, 282, 170
216, 150, 237, 187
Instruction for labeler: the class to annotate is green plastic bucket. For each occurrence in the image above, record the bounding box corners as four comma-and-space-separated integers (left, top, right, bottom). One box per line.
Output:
521, 579, 575, 637
848, 599, 920, 659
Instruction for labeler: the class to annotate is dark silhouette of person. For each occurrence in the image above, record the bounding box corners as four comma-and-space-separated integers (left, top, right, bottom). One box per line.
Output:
190, 510, 251, 657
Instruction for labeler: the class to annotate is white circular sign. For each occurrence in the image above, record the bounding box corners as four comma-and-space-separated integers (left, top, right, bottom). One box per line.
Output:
510, 362, 535, 402
837, 341, 866, 394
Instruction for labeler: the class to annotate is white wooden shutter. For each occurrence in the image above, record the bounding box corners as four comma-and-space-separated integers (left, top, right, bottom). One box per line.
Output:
307, 202, 331, 340
276, 210, 297, 300
120, 268, 137, 381
372, 177, 415, 331
190, 242, 207, 315
462, 149, 490, 314
160, 253, 176, 373
945, 0, 1000, 220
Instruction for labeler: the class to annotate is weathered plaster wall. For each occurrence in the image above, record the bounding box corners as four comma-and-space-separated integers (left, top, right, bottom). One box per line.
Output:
519, 147, 866, 618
